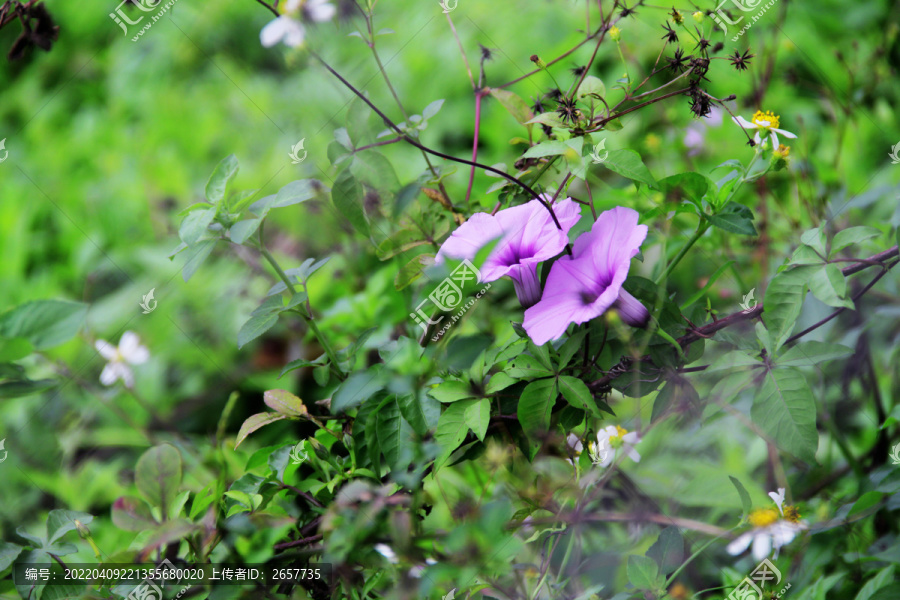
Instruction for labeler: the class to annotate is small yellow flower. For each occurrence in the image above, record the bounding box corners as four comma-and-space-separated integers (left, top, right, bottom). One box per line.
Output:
773, 144, 790, 158
669, 583, 690, 600
609, 26, 621, 41
732, 109, 797, 148
692, 11, 704, 23
748, 508, 780, 528
670, 9, 684, 25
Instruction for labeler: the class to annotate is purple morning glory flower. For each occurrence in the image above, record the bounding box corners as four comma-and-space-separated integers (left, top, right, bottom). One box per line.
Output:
523, 206, 649, 345
436, 197, 581, 308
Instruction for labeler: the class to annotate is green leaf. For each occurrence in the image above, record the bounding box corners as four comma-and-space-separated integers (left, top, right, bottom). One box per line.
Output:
250, 179, 319, 215
751, 368, 818, 463
800, 226, 827, 256
656, 172, 710, 205
646, 526, 683, 576
626, 554, 660, 590
331, 367, 385, 413
517, 379, 557, 441
0, 300, 88, 350
869, 584, 900, 600
112, 496, 158, 531
728, 476, 753, 521
435, 401, 472, 469
188, 483, 218, 520
600, 149, 657, 188
0, 378, 56, 399
235, 412, 287, 448
776, 341, 853, 367
422, 99, 445, 120
181, 239, 216, 282
488, 88, 534, 126
831, 226, 881, 256
229, 218, 262, 244
428, 380, 476, 403
351, 152, 400, 197
205, 154, 239, 204
762, 266, 813, 351
524, 112, 568, 129
135, 444, 183, 517
705, 351, 761, 373
506, 355, 554, 379
237, 312, 279, 349
808, 263, 853, 309
397, 392, 432, 436
848, 491, 884, 518
395, 254, 434, 290
179, 206, 217, 245
376, 228, 432, 260
650, 377, 699, 424
0, 541, 23, 572
332, 168, 370, 238
707, 202, 757, 236
376, 397, 415, 470
855, 566, 896, 600
576, 75, 605, 100
46, 510, 92, 545
556, 329, 588, 369
263, 389, 308, 417
485, 372, 517, 394
558, 376, 597, 415
521, 140, 571, 159
465, 398, 490, 442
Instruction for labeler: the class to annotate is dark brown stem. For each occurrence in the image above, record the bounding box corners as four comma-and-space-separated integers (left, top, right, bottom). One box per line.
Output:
273, 534, 323, 550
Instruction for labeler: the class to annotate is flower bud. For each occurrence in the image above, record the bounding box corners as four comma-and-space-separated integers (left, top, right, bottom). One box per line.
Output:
529, 54, 547, 69
693, 11, 704, 23
770, 144, 791, 171
609, 25, 621, 41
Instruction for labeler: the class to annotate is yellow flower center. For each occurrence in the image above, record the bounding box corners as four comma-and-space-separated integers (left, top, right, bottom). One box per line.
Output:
609, 425, 628, 448
752, 110, 780, 130
749, 508, 779, 528
774, 144, 790, 158
783, 505, 801, 523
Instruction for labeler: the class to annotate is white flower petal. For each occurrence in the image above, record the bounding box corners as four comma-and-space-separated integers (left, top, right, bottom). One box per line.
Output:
120, 364, 135, 388
726, 532, 753, 555
770, 131, 780, 149
284, 0, 302, 11
99, 364, 119, 386
307, 0, 336, 22
732, 116, 757, 129
754, 132, 762, 145
768, 488, 786, 515
119, 332, 149, 364
374, 543, 398, 563
773, 127, 797, 139
622, 432, 640, 444
260, 17, 289, 47
95, 339, 118, 360
626, 447, 641, 463
282, 19, 306, 47
751, 532, 772, 562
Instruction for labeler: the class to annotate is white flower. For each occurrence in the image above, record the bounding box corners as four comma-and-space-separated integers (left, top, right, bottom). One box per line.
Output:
260, 0, 336, 48
588, 425, 640, 468
95, 331, 149, 388
727, 488, 807, 561
564, 433, 583, 467
726, 519, 803, 562
732, 109, 797, 149
374, 543, 398, 564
